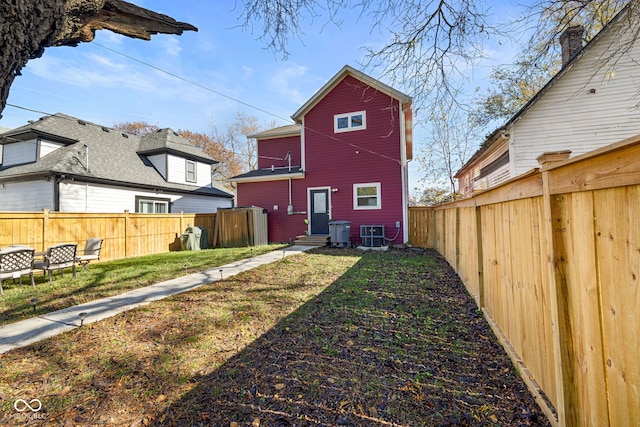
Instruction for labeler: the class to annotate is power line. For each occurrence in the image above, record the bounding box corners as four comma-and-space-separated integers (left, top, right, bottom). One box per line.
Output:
5, 42, 405, 165
93, 42, 293, 125
92, 43, 402, 164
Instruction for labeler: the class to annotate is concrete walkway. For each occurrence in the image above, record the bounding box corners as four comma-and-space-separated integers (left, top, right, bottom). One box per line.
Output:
0, 246, 317, 354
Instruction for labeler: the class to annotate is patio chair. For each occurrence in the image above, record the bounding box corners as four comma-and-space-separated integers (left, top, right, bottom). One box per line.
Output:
0, 247, 36, 295
76, 238, 103, 270
34, 243, 77, 283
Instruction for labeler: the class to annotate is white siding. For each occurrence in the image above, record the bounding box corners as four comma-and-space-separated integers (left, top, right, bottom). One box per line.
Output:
2, 140, 36, 166
0, 180, 54, 211
40, 139, 65, 158
146, 154, 167, 179
58, 181, 231, 213
166, 154, 211, 187
511, 19, 640, 175
172, 194, 232, 213
197, 162, 212, 185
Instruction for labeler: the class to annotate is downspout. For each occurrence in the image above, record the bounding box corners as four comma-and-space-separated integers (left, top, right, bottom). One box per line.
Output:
400, 102, 410, 244
300, 117, 306, 171
53, 174, 62, 211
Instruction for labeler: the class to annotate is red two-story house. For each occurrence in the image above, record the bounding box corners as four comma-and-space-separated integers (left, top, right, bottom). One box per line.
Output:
229, 65, 413, 246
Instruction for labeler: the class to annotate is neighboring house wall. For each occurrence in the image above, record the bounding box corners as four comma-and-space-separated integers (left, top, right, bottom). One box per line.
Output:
2, 140, 36, 165
172, 193, 231, 214
459, 137, 509, 195
456, 10, 640, 197
166, 154, 211, 186
57, 181, 231, 213
146, 154, 167, 180
0, 180, 54, 211
509, 25, 640, 175
40, 139, 65, 158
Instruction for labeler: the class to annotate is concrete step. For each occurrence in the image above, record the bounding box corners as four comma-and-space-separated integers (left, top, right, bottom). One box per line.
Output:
294, 234, 329, 246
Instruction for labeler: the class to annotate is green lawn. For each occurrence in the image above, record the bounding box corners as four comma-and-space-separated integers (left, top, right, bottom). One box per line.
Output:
0, 244, 287, 326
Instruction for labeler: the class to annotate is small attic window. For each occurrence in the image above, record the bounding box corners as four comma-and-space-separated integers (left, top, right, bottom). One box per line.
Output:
122, 133, 129, 138
78, 120, 87, 126
334, 111, 366, 133
173, 131, 179, 136
101, 127, 109, 132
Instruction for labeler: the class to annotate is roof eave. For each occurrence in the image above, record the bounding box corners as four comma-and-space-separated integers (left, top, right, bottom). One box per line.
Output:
248, 129, 301, 140
291, 65, 412, 122
228, 172, 305, 183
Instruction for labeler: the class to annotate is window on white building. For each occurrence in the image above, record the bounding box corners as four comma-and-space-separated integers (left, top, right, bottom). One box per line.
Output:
186, 160, 197, 182
136, 196, 170, 213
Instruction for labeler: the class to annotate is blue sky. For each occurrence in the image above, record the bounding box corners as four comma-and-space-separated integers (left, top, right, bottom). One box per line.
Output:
1, 1, 525, 196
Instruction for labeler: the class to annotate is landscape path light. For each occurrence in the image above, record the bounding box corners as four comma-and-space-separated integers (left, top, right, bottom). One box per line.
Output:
29, 297, 39, 312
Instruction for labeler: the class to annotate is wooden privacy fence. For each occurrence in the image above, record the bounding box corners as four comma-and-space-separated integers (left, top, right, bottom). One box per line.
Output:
214, 207, 269, 248
408, 135, 640, 427
0, 210, 217, 262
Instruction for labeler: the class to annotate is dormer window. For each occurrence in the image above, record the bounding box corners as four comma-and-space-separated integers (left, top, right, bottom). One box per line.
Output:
334, 111, 366, 133
186, 160, 197, 182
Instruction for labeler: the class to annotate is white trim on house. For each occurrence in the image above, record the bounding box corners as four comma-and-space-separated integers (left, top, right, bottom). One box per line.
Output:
353, 182, 381, 210
334, 111, 367, 133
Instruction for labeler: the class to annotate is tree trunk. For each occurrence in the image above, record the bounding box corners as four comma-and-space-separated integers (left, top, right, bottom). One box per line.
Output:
0, 0, 196, 119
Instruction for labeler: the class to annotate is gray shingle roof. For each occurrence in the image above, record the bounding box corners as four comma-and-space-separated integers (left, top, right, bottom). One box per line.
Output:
138, 128, 217, 163
0, 113, 233, 198
248, 124, 301, 140
229, 166, 304, 182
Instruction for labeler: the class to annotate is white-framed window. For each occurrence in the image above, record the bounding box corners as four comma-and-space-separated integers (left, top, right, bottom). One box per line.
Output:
334, 111, 366, 133
353, 182, 381, 210
186, 160, 197, 182
136, 196, 170, 213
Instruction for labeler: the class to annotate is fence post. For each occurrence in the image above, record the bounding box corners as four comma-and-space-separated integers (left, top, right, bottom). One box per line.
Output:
538, 151, 573, 427
455, 206, 461, 270
42, 209, 49, 252
124, 210, 130, 258
475, 204, 485, 308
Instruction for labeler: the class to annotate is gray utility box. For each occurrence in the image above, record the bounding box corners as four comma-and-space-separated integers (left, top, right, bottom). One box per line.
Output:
329, 221, 351, 247
360, 224, 385, 247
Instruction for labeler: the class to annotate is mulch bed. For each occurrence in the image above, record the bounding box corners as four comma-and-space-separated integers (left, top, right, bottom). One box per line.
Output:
155, 248, 551, 426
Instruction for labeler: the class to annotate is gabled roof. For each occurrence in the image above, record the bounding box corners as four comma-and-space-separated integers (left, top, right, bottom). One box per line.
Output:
0, 113, 233, 198
457, 2, 632, 176
291, 65, 412, 122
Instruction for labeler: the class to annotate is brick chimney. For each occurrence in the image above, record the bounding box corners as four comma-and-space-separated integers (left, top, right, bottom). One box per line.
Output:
560, 26, 584, 67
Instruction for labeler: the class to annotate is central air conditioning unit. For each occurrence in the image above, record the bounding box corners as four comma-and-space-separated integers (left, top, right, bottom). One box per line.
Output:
360, 225, 385, 247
